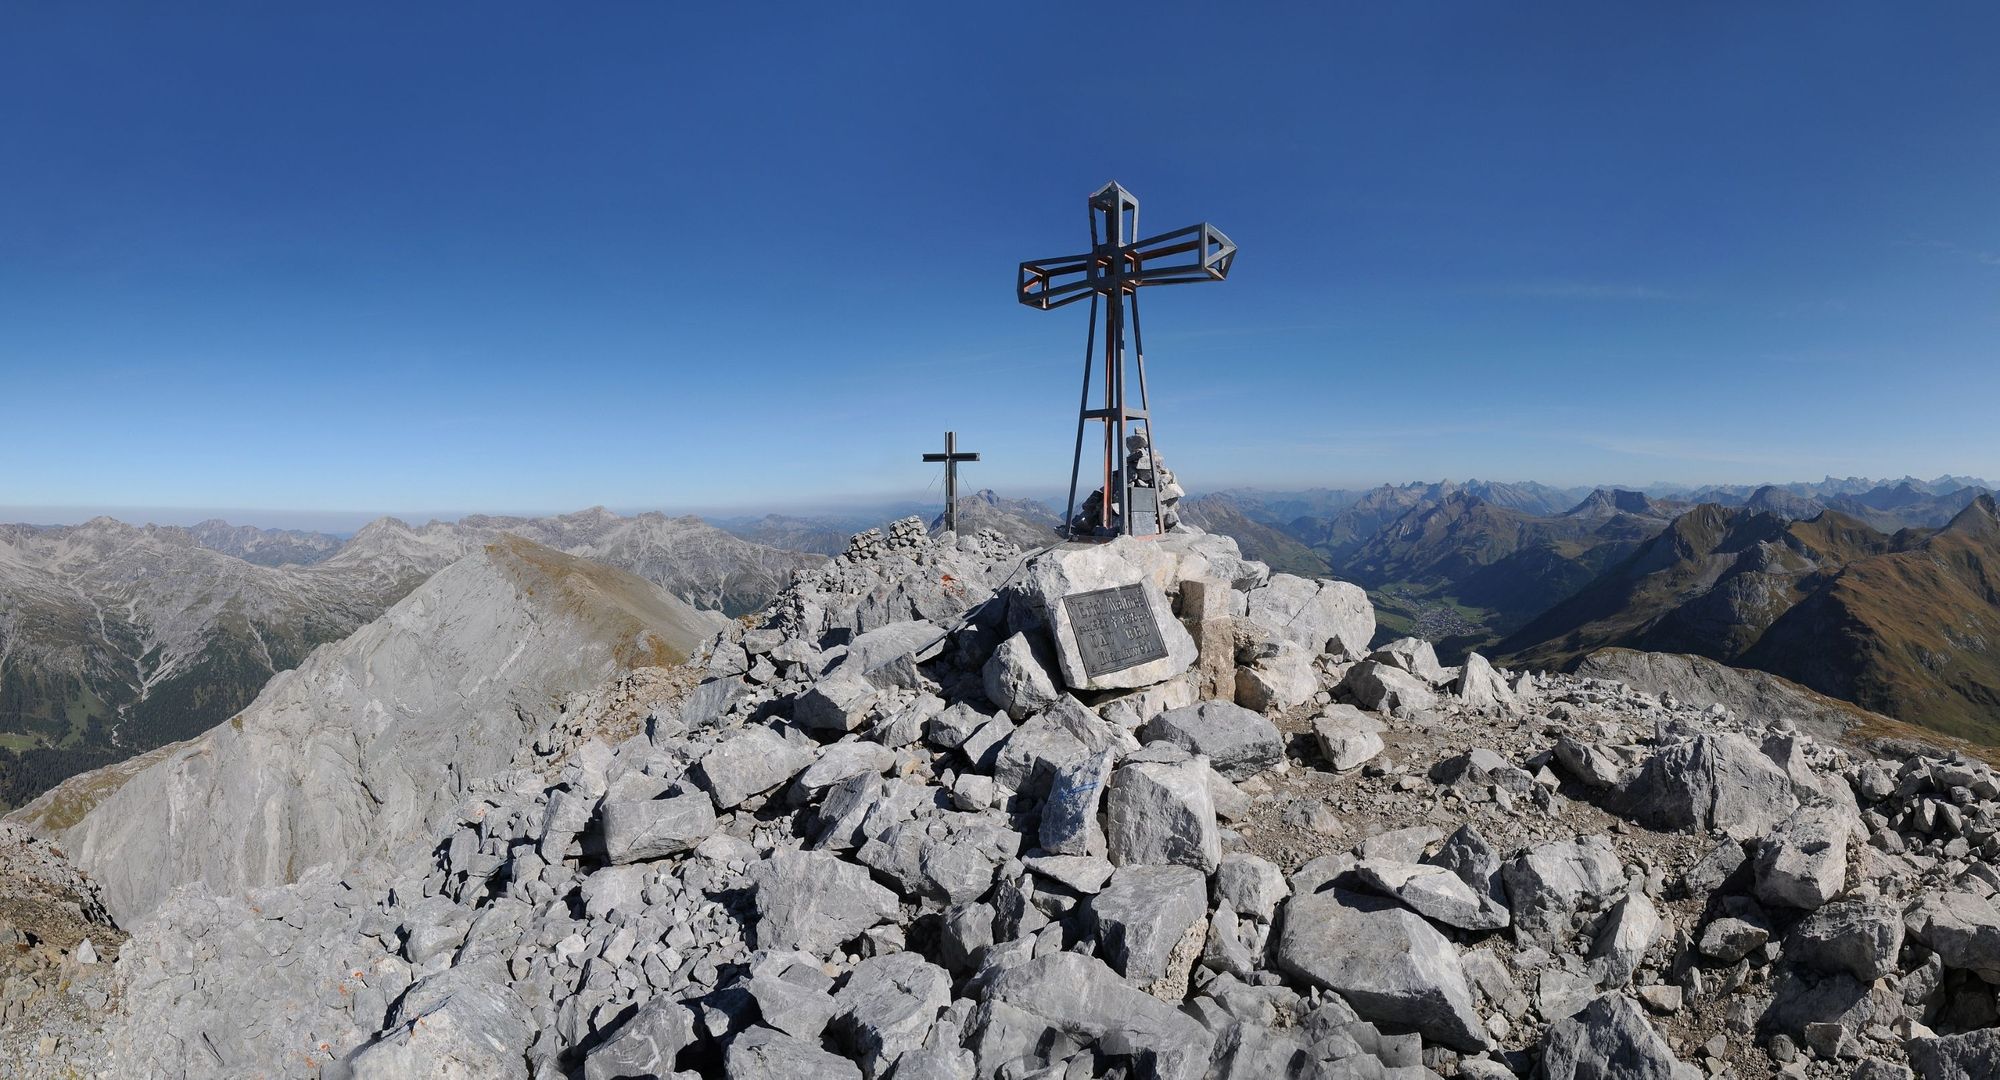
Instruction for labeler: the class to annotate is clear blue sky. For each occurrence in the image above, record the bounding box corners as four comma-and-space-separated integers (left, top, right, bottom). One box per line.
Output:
4, 4, 1998, 525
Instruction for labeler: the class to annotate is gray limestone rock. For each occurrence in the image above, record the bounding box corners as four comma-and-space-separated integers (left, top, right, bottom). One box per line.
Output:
1040, 751, 1114, 857
830, 951, 951, 1078
697, 728, 814, 809
1243, 574, 1375, 658
1354, 859, 1511, 931
681, 676, 750, 731
1679, 839, 1748, 898
1501, 837, 1627, 946
1089, 864, 1208, 988
748, 850, 900, 954
583, 996, 697, 1080
1275, 886, 1491, 1052
1024, 854, 1114, 895
793, 741, 898, 802
924, 702, 987, 751
796, 672, 884, 733
1340, 661, 1438, 713
1015, 542, 1198, 691
1214, 852, 1289, 923
967, 952, 1215, 1080
346, 961, 533, 1080
1454, 653, 1516, 709
1590, 893, 1662, 987
1312, 705, 1386, 772
601, 793, 717, 865
743, 951, 840, 1040
1906, 891, 2000, 980
1786, 899, 1903, 982
991, 715, 1089, 798
1370, 637, 1447, 685
1104, 759, 1221, 872
725, 1026, 863, 1080
1233, 640, 1318, 713
983, 631, 1062, 720
1140, 700, 1284, 780
1909, 1028, 2000, 1080
1753, 802, 1852, 910
839, 620, 943, 687
1622, 732, 1799, 841
1425, 823, 1505, 903
1698, 916, 1770, 964
1538, 993, 1687, 1080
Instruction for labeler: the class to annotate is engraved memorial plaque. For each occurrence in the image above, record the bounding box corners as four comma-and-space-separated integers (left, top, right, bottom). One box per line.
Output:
1063, 583, 1168, 678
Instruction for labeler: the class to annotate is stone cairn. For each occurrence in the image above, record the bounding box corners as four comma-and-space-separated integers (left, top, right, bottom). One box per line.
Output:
1070, 431, 1187, 536
36, 516, 2000, 1080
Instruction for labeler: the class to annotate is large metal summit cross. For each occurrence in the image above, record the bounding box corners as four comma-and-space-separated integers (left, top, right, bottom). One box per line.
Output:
1019, 182, 1236, 539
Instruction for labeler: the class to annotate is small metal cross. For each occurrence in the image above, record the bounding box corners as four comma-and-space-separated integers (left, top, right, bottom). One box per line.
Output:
922, 430, 981, 535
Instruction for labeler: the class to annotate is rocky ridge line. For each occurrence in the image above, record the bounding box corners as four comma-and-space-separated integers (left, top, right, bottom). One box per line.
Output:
7, 518, 2000, 1079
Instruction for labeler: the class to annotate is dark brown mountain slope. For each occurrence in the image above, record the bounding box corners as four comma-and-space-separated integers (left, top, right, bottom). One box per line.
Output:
1504, 496, 2000, 743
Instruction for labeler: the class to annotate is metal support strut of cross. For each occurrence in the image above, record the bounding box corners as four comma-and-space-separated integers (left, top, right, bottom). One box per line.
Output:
922, 430, 980, 535
1018, 181, 1236, 539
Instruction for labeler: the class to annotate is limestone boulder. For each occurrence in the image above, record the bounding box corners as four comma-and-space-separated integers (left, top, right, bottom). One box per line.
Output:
1538, 993, 1687, 1080
1089, 864, 1208, 988
1214, 852, 1289, 923
1341, 661, 1438, 713
967, 952, 1214, 1080
1140, 700, 1283, 780
1909, 1029, 2000, 1080
1243, 574, 1374, 658
600, 793, 717, 864
830, 951, 951, 1079
1455, 653, 1516, 709
582, 996, 696, 1080
1907, 891, 2000, 980
1312, 706, 1385, 772
1354, 859, 1510, 931
1233, 639, 1319, 713
1012, 542, 1197, 691
725, 1027, 863, 1079
1786, 899, 1903, 982
1501, 836, 1627, 945
748, 850, 900, 954
1274, 886, 1491, 1052
696, 728, 814, 810
1104, 759, 1221, 872
1621, 732, 1798, 841
1369, 637, 1447, 684
982, 631, 1061, 720
1589, 893, 1662, 987
1753, 802, 1852, 910
1039, 750, 1113, 857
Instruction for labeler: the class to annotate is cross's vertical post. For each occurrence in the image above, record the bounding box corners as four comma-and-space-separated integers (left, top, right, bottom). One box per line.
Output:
922, 430, 981, 535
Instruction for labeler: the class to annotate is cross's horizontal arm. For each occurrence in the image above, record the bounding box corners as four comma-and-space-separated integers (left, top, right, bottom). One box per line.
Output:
1018, 222, 1237, 310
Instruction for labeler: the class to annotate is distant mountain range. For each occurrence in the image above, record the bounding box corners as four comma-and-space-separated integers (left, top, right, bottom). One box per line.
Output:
1180, 476, 2000, 744
11, 473, 2000, 807
0, 509, 817, 808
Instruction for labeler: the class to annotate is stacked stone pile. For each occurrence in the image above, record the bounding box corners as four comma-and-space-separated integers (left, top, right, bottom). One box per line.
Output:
24, 516, 2000, 1079
1069, 431, 1187, 535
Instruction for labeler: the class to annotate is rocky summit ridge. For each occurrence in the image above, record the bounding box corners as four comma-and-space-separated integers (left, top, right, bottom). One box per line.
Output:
4, 518, 2000, 1079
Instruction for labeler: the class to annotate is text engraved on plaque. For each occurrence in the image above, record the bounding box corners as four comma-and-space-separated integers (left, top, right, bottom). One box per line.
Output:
1064, 583, 1168, 678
